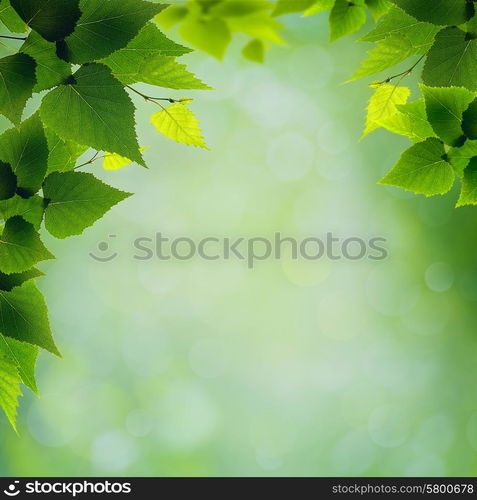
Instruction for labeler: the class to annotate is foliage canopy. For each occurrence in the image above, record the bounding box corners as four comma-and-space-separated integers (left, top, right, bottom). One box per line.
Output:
2, 0, 477, 429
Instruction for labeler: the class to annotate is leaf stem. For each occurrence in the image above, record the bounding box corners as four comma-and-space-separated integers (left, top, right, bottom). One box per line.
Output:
378, 53, 427, 85
125, 85, 179, 105
74, 151, 106, 170
0, 35, 26, 40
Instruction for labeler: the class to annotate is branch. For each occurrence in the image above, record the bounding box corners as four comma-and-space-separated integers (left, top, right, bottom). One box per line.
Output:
0, 35, 26, 41
125, 85, 181, 105
377, 53, 427, 85
74, 151, 105, 170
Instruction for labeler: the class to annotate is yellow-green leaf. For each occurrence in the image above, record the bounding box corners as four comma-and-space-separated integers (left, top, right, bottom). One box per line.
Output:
0, 355, 22, 431
363, 83, 411, 137
103, 148, 149, 171
151, 103, 208, 149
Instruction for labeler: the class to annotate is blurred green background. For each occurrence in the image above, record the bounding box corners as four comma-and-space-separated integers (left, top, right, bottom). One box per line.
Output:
2, 11, 477, 477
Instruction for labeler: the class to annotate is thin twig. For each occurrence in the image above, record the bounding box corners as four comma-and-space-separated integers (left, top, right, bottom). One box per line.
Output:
378, 53, 427, 85
0, 35, 26, 40
125, 85, 180, 104
74, 151, 105, 170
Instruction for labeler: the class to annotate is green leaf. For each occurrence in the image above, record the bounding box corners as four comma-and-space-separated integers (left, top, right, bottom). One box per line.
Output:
211, 0, 272, 18
10, 0, 81, 42
350, 34, 416, 81
457, 157, 477, 206
151, 102, 208, 149
378, 105, 435, 143
0, 112, 48, 196
242, 39, 265, 63
389, 0, 471, 26
273, 0, 316, 16
155, 5, 188, 30
365, 0, 391, 21
0, 280, 59, 356
462, 97, 477, 140
45, 129, 87, 175
224, 11, 284, 45
420, 84, 475, 147
120, 22, 192, 58
0, 195, 45, 229
0, 335, 37, 393
60, 0, 167, 64
101, 23, 192, 83
0, 355, 21, 430
179, 17, 231, 60
362, 5, 440, 46
422, 27, 477, 90
384, 99, 437, 143
379, 137, 454, 196
21, 31, 71, 92
0, 267, 43, 292
0, 216, 53, 274
135, 56, 212, 89
0, 162, 17, 201
43, 171, 132, 239
0, 53, 36, 125
448, 140, 477, 176
329, 0, 366, 42
303, 0, 335, 16
0, 0, 26, 32
363, 83, 410, 137
466, 13, 477, 38
41, 63, 145, 167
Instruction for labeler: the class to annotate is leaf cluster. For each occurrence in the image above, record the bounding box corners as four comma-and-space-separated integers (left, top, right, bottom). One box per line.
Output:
0, 0, 210, 430
213, 0, 477, 204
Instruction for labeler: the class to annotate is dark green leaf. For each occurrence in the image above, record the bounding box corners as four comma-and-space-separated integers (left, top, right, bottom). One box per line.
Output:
0, 162, 17, 201
0, 53, 36, 125
0, 267, 43, 292
0, 195, 45, 229
60, 0, 167, 64
0, 216, 54, 274
21, 31, 71, 92
422, 27, 477, 90
43, 171, 132, 239
457, 157, 477, 206
462, 98, 477, 140
420, 84, 474, 147
0, 280, 59, 356
0, 112, 48, 196
41, 63, 145, 166
389, 0, 471, 26
0, 0, 26, 32
379, 137, 455, 195
10, 0, 81, 42
45, 129, 87, 174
